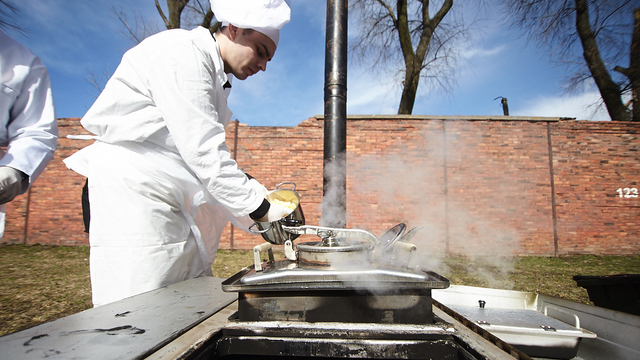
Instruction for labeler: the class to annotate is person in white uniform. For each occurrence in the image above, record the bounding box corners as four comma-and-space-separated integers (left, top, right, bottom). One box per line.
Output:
0, 29, 58, 238
64, 0, 292, 307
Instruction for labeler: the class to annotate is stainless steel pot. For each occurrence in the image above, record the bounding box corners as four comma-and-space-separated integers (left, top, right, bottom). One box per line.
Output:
249, 182, 305, 245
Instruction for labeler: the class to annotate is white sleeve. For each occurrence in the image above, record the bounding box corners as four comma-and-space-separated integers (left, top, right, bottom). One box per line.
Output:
0, 55, 58, 192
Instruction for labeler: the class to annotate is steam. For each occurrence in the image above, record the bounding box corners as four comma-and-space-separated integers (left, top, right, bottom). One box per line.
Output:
319, 153, 347, 228
344, 124, 528, 289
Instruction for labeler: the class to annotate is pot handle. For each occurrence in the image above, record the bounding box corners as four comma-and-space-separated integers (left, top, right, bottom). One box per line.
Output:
282, 225, 378, 245
276, 182, 296, 191
248, 222, 272, 235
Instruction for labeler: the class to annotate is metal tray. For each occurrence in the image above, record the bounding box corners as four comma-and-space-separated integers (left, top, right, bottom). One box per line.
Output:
433, 285, 596, 359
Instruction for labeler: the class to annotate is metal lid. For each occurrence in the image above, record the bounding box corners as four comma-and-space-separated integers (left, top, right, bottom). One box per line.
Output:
222, 260, 451, 292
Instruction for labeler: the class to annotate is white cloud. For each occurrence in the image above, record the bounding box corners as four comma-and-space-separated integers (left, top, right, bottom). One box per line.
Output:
461, 44, 506, 59
513, 91, 611, 121
13, 0, 157, 76
346, 68, 400, 115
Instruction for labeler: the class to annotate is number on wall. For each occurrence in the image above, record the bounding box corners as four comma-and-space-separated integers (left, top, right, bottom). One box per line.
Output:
616, 188, 639, 198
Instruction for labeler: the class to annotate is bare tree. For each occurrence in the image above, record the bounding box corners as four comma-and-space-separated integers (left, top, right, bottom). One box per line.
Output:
499, 0, 638, 121
112, 5, 162, 45
350, 0, 477, 114
116, 0, 218, 45
154, 0, 215, 30
616, 7, 640, 121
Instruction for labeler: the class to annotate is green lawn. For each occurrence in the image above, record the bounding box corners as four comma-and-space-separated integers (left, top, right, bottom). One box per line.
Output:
0, 244, 638, 336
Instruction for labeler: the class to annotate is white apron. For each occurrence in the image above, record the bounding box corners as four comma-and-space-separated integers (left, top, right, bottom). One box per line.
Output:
64, 140, 252, 307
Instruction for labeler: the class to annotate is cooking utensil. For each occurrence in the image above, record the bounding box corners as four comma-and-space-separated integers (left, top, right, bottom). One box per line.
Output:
249, 182, 305, 244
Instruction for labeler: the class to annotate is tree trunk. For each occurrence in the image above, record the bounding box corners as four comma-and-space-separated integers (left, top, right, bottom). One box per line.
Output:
201, 9, 221, 33
395, 0, 452, 115
629, 8, 640, 121
167, 0, 188, 29
575, 0, 630, 121
156, 0, 189, 29
398, 57, 421, 114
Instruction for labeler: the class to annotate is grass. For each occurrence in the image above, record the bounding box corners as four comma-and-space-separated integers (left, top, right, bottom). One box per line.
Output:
0, 243, 638, 337
0, 244, 91, 336
441, 255, 640, 303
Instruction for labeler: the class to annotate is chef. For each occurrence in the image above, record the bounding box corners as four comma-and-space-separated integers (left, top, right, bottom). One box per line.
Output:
64, 0, 292, 307
0, 29, 58, 238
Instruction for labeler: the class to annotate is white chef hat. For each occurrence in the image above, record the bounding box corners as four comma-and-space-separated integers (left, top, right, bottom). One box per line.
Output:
211, 0, 291, 46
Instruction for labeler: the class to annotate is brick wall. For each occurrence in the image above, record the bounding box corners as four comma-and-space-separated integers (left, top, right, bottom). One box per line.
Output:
2, 116, 638, 256
552, 121, 640, 254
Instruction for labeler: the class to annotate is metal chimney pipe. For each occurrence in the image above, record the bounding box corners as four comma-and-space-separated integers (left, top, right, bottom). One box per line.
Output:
323, 0, 348, 228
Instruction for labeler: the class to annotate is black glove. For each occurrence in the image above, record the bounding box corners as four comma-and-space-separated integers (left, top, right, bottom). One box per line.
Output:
0, 167, 26, 204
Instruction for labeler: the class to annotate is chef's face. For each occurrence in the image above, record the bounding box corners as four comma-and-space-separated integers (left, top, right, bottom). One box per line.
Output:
224, 25, 277, 80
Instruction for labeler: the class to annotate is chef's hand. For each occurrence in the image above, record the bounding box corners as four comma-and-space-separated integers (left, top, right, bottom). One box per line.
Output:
260, 202, 293, 222
248, 178, 268, 198
0, 167, 25, 204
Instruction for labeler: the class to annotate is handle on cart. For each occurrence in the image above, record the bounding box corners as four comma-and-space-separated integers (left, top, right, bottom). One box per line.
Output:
544, 304, 581, 329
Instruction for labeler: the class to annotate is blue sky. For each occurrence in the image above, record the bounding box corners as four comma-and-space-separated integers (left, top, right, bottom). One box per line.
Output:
7, 0, 611, 127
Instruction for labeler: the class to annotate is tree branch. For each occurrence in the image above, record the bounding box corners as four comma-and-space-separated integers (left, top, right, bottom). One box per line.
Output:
614, 65, 630, 76
155, 0, 170, 28
375, 0, 397, 23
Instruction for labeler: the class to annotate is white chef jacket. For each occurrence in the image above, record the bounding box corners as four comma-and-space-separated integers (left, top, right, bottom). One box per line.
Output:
78, 26, 263, 217
0, 30, 58, 237
64, 26, 263, 306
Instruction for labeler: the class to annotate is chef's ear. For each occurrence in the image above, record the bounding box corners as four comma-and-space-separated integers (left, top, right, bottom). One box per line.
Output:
228, 24, 239, 41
